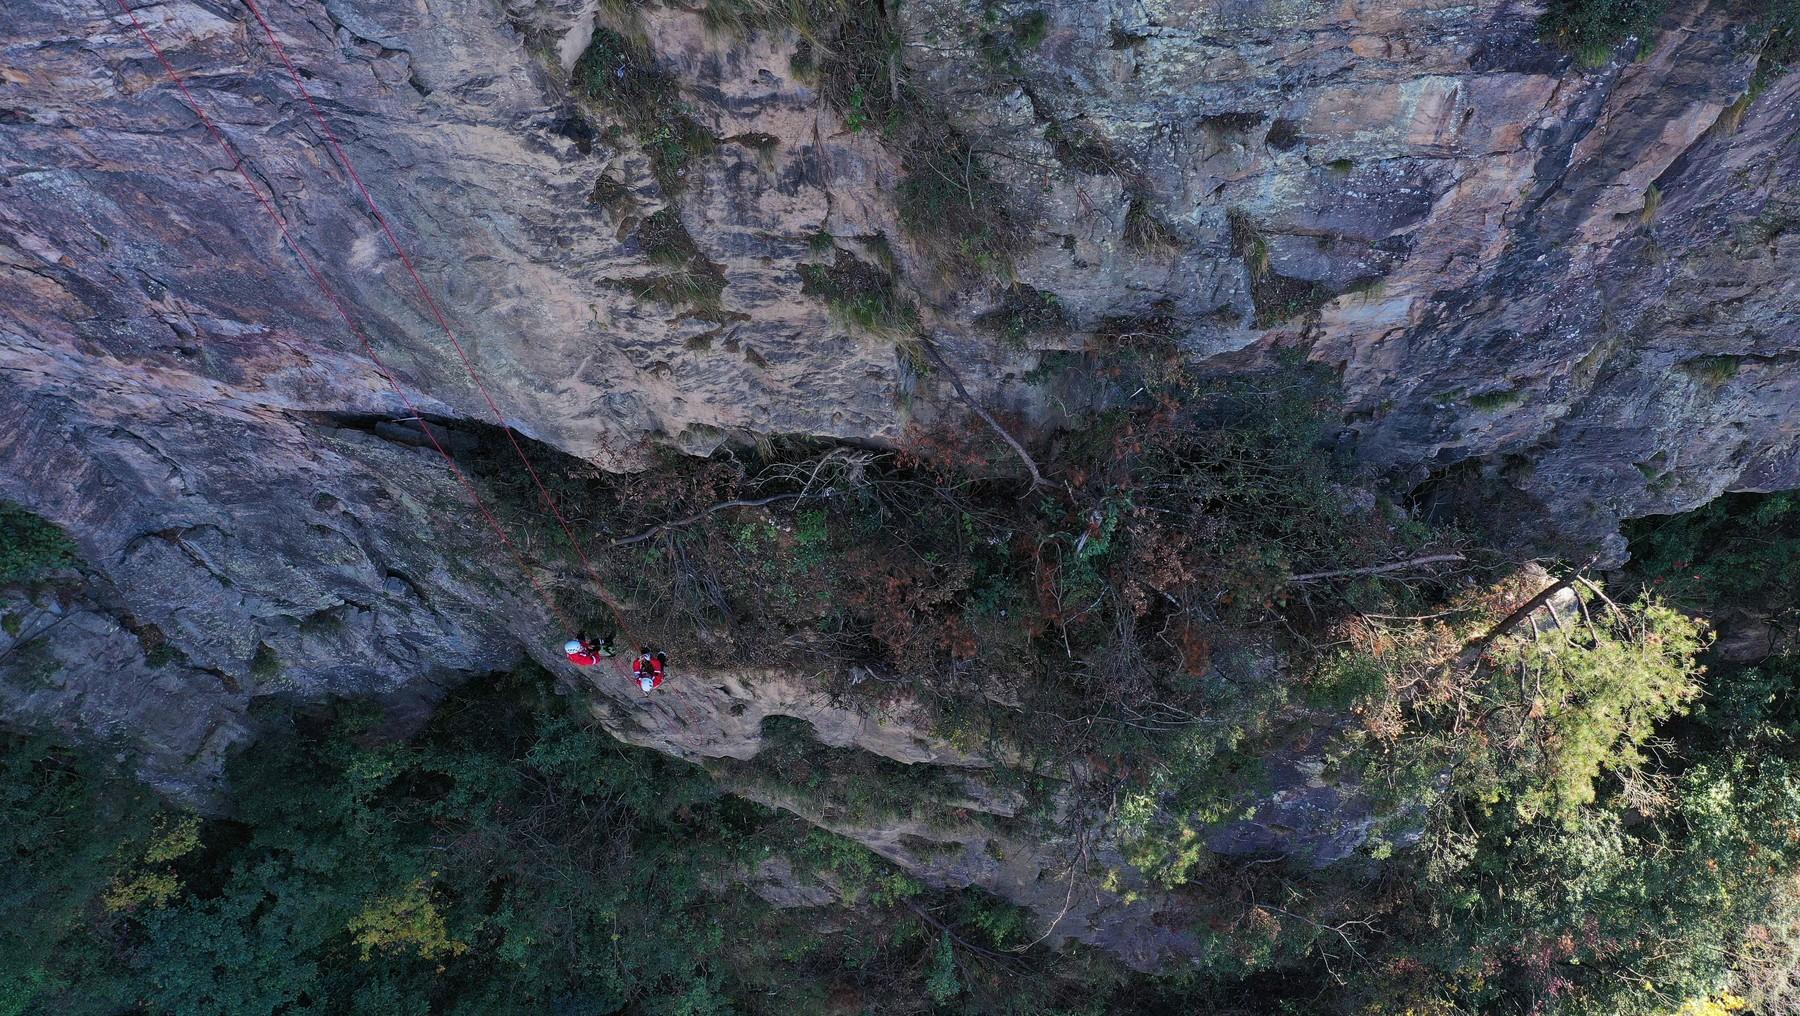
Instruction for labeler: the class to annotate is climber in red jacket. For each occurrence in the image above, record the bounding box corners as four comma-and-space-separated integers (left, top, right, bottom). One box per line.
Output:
563, 634, 614, 667
633, 647, 667, 691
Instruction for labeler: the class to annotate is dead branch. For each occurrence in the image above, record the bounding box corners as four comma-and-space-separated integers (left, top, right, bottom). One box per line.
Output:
0, 612, 75, 672
1574, 575, 1633, 631
610, 450, 869, 546
918, 335, 1050, 490
1010, 826, 1092, 952
1458, 561, 1596, 670
611, 494, 806, 547
1288, 553, 1467, 584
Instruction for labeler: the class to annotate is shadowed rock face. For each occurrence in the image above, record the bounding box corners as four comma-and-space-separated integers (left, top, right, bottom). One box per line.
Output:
1, 0, 1796, 970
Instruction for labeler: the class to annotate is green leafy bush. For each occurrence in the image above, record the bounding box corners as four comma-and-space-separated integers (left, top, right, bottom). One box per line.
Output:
5, 666, 1127, 1015
0, 502, 76, 584
1483, 595, 1707, 825
1541, 0, 1668, 63
1625, 491, 1800, 616
0, 734, 159, 1016
925, 931, 961, 1002
1756, 0, 1800, 92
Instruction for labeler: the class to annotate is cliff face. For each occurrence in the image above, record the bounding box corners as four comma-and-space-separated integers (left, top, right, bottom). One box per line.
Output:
900, 0, 1797, 555
2, 0, 1796, 970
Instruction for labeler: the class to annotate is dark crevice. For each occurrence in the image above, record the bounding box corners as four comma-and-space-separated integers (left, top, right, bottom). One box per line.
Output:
301, 411, 482, 455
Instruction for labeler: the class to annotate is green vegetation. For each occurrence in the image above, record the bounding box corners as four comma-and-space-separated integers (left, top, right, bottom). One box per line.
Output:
249, 643, 282, 683
1043, 122, 1120, 176
628, 207, 727, 313
1446, 593, 1706, 826
800, 2, 1020, 276
1468, 387, 1523, 410
1122, 193, 1180, 252
1624, 490, 1800, 617
1540, 0, 1667, 64
0, 502, 77, 584
1227, 207, 1270, 277
894, 151, 1018, 278
12, 397, 1800, 1016
1683, 353, 1742, 384
1, 667, 1152, 1015
1228, 208, 1338, 326
976, 9, 1050, 71
715, 714, 974, 824
1753, 0, 1800, 93
589, 2, 1023, 284
978, 284, 1067, 346
419, 307, 1800, 1015
573, 27, 716, 194
587, 172, 634, 216
1543, 0, 1800, 77
0, 732, 159, 1013
798, 251, 919, 335
11, 1, 1800, 1010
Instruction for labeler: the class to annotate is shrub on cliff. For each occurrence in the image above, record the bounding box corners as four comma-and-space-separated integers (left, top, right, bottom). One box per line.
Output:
1542, 0, 1668, 63
1624, 491, 1800, 618
0, 502, 77, 584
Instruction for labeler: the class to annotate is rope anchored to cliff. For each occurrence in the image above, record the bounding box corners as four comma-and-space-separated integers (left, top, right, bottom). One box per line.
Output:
109, 0, 659, 681
235, 0, 644, 663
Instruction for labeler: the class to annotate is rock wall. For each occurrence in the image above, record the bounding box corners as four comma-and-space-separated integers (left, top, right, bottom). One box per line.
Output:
901, 0, 1797, 558
2, 0, 1796, 969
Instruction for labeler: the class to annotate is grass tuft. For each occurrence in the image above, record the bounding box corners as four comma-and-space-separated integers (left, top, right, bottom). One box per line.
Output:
1043, 122, 1120, 176
979, 284, 1067, 347
1124, 192, 1180, 252
573, 27, 717, 194
977, 9, 1050, 69
1468, 389, 1523, 411
626, 208, 727, 313
797, 2, 1021, 278
1227, 208, 1347, 327
799, 252, 919, 335
1683, 355, 1741, 384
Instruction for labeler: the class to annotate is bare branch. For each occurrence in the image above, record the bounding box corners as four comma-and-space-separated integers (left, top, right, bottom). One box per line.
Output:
609, 449, 870, 546
1458, 558, 1598, 669
918, 335, 1050, 490
610, 493, 806, 547
0, 612, 75, 672
1288, 554, 1467, 584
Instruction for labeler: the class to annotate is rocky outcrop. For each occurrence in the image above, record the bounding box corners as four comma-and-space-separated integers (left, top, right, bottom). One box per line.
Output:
0, 576, 248, 797
901, 0, 1796, 559
2, 0, 1796, 971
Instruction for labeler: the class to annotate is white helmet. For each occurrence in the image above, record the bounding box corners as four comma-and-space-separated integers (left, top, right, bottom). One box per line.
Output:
564, 639, 584, 655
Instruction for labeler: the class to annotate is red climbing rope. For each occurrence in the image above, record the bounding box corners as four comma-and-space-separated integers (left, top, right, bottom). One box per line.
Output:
237, 0, 641, 652
110, 0, 577, 636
